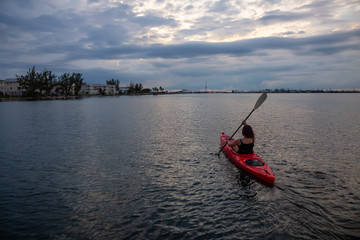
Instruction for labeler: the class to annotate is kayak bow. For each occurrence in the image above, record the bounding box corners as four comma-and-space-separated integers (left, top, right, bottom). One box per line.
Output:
220, 132, 275, 185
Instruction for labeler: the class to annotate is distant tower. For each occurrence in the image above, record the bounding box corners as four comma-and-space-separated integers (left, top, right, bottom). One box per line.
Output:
205, 80, 207, 92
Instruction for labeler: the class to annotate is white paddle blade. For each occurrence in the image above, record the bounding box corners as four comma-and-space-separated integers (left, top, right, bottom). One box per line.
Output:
254, 93, 267, 109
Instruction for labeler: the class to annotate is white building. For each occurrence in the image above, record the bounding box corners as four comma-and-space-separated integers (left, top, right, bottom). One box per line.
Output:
79, 84, 118, 95
0, 79, 26, 96
0, 79, 128, 96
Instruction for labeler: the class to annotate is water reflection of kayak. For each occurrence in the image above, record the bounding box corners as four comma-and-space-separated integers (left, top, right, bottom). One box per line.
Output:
220, 132, 275, 185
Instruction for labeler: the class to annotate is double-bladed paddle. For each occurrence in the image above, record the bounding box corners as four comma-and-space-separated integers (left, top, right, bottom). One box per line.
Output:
218, 92, 267, 156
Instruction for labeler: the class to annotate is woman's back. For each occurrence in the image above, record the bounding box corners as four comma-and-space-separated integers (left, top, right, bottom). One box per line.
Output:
238, 138, 254, 154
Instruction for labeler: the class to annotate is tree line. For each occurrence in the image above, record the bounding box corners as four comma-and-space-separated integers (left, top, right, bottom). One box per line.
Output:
16, 66, 83, 97
105, 79, 154, 94
15, 66, 165, 97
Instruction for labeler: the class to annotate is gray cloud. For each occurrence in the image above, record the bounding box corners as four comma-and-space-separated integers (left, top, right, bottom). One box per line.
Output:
305, 43, 360, 56
297, 1, 335, 11
87, 0, 101, 4
131, 14, 177, 27
0, 12, 65, 33
184, 5, 194, 11
0, 0, 359, 90
86, 24, 131, 46
258, 10, 310, 24
56, 29, 360, 61
209, 0, 232, 12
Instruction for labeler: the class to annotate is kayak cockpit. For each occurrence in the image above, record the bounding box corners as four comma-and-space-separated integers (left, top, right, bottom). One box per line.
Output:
244, 159, 265, 166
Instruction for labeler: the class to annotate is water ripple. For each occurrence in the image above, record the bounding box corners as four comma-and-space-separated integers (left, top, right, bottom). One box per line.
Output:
1, 94, 360, 239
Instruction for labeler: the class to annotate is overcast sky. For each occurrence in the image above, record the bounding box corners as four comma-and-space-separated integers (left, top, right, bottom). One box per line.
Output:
0, 0, 359, 90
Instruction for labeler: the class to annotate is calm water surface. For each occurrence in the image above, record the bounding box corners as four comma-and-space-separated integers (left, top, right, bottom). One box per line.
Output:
0, 94, 359, 239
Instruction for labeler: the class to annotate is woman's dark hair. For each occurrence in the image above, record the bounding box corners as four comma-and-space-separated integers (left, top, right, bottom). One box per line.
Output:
242, 125, 255, 139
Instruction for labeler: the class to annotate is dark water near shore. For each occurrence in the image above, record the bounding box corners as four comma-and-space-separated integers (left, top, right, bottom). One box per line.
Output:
1, 93, 359, 239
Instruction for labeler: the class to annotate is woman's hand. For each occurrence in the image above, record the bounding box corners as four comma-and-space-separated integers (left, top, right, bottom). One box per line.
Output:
242, 120, 247, 125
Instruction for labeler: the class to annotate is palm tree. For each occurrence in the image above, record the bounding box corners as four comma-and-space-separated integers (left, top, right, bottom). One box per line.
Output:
58, 73, 72, 96
71, 73, 83, 95
17, 66, 38, 96
41, 70, 57, 96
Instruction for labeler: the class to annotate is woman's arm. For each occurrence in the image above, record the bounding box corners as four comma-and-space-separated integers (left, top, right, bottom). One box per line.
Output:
227, 139, 240, 147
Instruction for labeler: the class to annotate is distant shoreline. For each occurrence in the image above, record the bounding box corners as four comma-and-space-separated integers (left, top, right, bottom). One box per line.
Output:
1, 90, 359, 102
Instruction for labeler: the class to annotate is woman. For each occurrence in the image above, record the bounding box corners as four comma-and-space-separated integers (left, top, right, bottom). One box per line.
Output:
226, 120, 255, 154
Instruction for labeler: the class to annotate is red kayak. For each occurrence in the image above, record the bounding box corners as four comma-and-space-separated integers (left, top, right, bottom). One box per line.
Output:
220, 132, 275, 185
